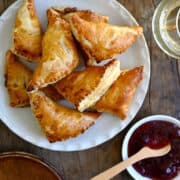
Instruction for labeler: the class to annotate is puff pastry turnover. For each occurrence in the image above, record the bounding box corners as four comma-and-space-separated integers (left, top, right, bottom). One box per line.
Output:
12, 0, 42, 62
68, 14, 143, 65
5, 50, 32, 107
94, 66, 144, 119
55, 59, 120, 112
27, 8, 79, 91
29, 91, 100, 142
5, 50, 62, 107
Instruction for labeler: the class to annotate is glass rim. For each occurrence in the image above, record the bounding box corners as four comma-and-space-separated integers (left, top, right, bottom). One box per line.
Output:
176, 8, 180, 37
152, 0, 180, 59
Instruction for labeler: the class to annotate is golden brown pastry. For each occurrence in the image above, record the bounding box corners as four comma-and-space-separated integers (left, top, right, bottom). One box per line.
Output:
11, 0, 42, 62
4, 50, 32, 107
53, 7, 109, 66
55, 59, 120, 112
29, 91, 100, 142
53, 7, 109, 23
27, 8, 79, 91
68, 14, 143, 65
5, 50, 62, 107
94, 66, 144, 120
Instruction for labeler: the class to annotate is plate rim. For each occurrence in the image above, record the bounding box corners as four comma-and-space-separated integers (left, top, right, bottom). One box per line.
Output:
0, 0, 150, 151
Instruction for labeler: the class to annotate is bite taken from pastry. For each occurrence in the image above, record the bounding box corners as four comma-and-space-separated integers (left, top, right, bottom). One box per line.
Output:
55, 59, 120, 112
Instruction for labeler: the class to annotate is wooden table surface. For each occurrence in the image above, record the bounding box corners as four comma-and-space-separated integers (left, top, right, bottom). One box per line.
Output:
0, 0, 180, 179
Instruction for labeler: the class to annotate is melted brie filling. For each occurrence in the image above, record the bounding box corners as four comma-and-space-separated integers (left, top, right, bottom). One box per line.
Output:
78, 60, 120, 112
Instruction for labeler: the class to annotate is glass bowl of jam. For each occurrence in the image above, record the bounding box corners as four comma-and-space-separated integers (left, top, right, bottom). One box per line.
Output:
122, 115, 180, 180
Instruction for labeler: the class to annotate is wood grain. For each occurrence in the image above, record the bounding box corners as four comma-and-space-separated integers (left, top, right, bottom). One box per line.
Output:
0, 0, 4, 14
0, 0, 179, 180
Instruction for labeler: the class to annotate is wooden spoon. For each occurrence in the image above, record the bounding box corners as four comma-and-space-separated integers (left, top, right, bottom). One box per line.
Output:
91, 144, 171, 180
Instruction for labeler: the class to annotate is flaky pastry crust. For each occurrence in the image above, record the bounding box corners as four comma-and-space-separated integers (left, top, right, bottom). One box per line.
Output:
29, 91, 100, 142
53, 7, 109, 23
5, 50, 32, 107
27, 8, 79, 91
94, 66, 144, 119
4, 50, 62, 107
68, 14, 143, 65
55, 59, 120, 112
11, 0, 42, 62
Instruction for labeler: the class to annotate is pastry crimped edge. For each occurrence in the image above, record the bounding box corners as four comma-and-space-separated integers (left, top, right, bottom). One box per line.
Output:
52, 6, 109, 23
29, 90, 101, 142
26, 8, 80, 91
94, 66, 144, 119
68, 14, 143, 65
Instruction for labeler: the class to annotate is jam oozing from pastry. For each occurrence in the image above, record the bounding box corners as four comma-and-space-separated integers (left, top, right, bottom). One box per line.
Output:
128, 121, 180, 180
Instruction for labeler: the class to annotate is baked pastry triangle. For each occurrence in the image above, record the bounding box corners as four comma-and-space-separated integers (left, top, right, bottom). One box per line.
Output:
27, 8, 79, 91
94, 66, 144, 119
68, 14, 143, 65
11, 0, 42, 62
4, 50, 62, 107
55, 59, 120, 112
29, 91, 100, 142
5, 50, 32, 107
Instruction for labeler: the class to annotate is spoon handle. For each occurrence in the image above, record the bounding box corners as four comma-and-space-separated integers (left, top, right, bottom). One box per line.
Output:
91, 147, 148, 180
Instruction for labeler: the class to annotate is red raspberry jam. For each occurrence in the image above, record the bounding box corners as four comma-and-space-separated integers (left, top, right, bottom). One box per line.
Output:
128, 121, 180, 180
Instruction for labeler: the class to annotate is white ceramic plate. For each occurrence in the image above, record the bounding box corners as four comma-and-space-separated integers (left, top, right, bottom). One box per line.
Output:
0, 0, 150, 151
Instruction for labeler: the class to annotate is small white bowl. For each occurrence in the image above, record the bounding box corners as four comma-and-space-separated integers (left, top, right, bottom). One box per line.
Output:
122, 115, 180, 180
